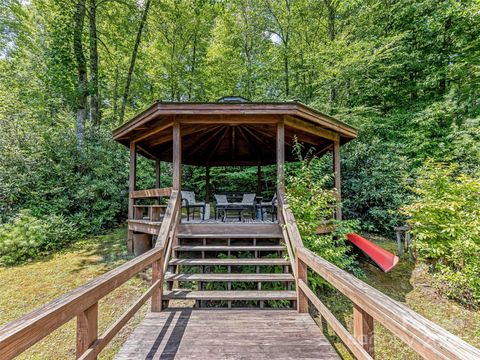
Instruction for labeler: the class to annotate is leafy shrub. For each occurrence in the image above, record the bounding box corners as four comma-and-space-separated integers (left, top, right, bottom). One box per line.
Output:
0, 210, 76, 266
285, 144, 362, 284
402, 162, 480, 307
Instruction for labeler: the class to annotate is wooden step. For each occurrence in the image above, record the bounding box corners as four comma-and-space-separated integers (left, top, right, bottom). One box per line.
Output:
163, 290, 297, 301
165, 273, 294, 282
176, 223, 283, 238
169, 258, 290, 266
174, 245, 286, 252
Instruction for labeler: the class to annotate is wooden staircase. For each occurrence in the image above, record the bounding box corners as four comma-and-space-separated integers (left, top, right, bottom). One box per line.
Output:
163, 223, 296, 308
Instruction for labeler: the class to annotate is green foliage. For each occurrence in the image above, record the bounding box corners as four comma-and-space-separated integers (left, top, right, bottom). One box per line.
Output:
402, 162, 480, 306
286, 145, 362, 280
0, 210, 76, 265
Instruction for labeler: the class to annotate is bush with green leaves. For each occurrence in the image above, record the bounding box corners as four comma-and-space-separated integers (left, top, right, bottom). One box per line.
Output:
402, 162, 480, 307
0, 210, 76, 266
285, 145, 362, 284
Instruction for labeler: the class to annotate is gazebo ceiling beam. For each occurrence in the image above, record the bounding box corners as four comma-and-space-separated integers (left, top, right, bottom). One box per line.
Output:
241, 126, 276, 152
237, 126, 263, 163
285, 115, 339, 142
205, 126, 229, 165
147, 124, 222, 147
186, 126, 227, 159
176, 114, 280, 124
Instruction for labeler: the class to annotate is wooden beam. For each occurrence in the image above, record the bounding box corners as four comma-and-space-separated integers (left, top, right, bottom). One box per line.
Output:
354, 304, 375, 357
172, 123, 181, 190
128, 143, 137, 254
147, 124, 221, 147
178, 114, 279, 124
129, 188, 172, 199
155, 160, 161, 188
256, 162, 262, 195
132, 121, 173, 144
285, 115, 339, 142
297, 257, 308, 313
205, 166, 210, 203
276, 121, 285, 195
205, 126, 228, 164
333, 139, 342, 220
76, 303, 98, 359
151, 254, 164, 312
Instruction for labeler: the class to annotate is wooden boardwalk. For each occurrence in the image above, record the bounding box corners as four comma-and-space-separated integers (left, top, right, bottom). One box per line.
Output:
115, 309, 340, 360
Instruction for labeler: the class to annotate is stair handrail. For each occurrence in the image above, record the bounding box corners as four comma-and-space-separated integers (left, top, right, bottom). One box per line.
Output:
277, 190, 304, 278
0, 189, 181, 360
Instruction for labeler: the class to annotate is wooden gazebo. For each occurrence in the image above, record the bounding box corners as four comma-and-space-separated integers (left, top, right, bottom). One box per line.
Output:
113, 100, 357, 245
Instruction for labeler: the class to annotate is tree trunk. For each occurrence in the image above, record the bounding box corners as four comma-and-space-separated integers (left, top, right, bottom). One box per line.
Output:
119, 0, 152, 124
89, 0, 100, 127
74, 0, 87, 150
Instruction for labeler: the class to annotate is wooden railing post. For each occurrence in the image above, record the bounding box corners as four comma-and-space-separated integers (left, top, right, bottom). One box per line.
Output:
353, 304, 375, 357
76, 302, 98, 359
151, 251, 164, 312
296, 254, 308, 313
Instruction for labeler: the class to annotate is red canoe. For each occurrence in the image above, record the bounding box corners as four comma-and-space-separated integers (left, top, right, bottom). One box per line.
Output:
346, 233, 399, 272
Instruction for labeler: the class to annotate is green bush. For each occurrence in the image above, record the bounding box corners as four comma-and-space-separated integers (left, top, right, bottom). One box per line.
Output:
402, 162, 480, 307
0, 210, 77, 266
285, 145, 362, 285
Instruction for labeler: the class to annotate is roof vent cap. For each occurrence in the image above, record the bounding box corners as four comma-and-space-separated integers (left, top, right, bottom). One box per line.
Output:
217, 96, 250, 103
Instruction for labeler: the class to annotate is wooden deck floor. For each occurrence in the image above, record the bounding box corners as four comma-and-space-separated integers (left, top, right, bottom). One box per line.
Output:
115, 309, 340, 360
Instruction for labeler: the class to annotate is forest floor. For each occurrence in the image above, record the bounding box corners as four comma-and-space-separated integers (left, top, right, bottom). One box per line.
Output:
0, 229, 478, 359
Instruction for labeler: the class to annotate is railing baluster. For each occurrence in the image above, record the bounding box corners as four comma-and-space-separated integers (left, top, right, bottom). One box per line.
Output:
353, 304, 375, 357
296, 255, 308, 313
151, 251, 164, 312
76, 302, 98, 359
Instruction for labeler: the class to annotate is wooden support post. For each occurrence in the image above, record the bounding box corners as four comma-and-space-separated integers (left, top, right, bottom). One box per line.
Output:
296, 255, 308, 313
128, 143, 137, 254
151, 252, 164, 312
333, 139, 342, 220
256, 162, 262, 196
277, 120, 285, 194
76, 302, 98, 359
155, 159, 161, 188
353, 304, 375, 356
205, 166, 210, 203
172, 123, 181, 191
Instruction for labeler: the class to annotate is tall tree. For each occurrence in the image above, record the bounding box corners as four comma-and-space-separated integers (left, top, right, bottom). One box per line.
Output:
119, 0, 152, 124
73, 0, 87, 149
89, 0, 100, 126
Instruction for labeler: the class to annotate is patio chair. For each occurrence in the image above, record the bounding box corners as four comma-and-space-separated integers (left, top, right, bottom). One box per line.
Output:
260, 193, 277, 221
230, 193, 256, 219
181, 191, 206, 221
214, 194, 230, 220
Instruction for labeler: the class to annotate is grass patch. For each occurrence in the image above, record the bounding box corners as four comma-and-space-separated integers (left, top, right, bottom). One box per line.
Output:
0, 226, 150, 359
317, 234, 480, 359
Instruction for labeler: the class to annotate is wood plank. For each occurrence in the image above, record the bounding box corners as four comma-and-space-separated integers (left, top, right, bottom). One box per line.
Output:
163, 290, 296, 301
333, 139, 342, 220
174, 245, 286, 252
114, 309, 340, 360
177, 223, 283, 238
164, 273, 294, 282
169, 258, 290, 266
285, 115, 340, 141
172, 122, 181, 190
129, 187, 171, 199
353, 304, 375, 356
296, 246, 480, 360
76, 303, 98, 359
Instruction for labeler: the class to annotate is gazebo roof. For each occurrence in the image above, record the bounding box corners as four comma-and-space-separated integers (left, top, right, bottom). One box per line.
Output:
112, 101, 357, 166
